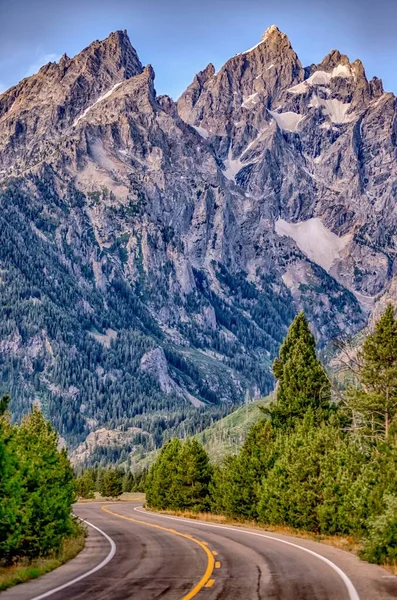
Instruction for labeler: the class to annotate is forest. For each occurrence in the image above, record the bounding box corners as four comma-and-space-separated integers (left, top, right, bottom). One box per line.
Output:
145, 307, 397, 568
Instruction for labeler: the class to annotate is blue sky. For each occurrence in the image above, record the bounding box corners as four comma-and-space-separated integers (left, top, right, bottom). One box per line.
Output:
0, 0, 396, 99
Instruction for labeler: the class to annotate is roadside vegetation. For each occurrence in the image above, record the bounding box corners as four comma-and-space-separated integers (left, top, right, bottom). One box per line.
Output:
75, 464, 148, 500
0, 399, 84, 590
145, 307, 397, 569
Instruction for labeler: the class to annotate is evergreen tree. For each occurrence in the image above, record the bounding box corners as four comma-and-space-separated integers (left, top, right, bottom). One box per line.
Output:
361, 495, 397, 565
146, 439, 182, 509
177, 439, 212, 512
268, 312, 332, 429
101, 469, 122, 498
211, 419, 273, 518
0, 395, 23, 563
346, 304, 397, 440
75, 470, 96, 499
14, 406, 76, 559
122, 471, 134, 493
96, 468, 105, 494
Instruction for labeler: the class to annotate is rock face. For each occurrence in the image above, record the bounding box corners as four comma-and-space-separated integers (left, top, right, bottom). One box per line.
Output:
0, 26, 394, 459
178, 25, 395, 305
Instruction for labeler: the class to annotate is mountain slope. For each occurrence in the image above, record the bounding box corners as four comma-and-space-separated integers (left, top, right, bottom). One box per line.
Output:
196, 397, 270, 463
1, 26, 394, 460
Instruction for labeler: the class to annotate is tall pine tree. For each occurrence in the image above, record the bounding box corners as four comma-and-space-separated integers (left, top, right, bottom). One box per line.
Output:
15, 406, 76, 558
347, 304, 397, 440
0, 395, 24, 563
269, 312, 332, 429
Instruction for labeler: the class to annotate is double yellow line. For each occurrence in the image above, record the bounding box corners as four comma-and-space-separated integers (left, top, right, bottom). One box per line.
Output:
101, 505, 215, 599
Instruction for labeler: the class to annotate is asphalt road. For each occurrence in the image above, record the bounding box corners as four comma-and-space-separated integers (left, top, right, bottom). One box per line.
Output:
2, 503, 397, 600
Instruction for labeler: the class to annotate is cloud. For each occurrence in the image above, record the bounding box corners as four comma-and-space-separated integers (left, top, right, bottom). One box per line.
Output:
25, 53, 61, 77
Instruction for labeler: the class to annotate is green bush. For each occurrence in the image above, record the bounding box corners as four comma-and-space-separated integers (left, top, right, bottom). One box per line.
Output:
361, 495, 397, 565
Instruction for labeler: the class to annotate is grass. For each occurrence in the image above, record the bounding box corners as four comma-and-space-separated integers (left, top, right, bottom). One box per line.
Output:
195, 396, 272, 463
77, 492, 146, 503
149, 508, 363, 554
149, 507, 397, 574
0, 527, 86, 592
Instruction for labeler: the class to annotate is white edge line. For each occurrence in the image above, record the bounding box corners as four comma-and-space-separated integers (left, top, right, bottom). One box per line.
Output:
134, 506, 360, 600
29, 519, 116, 600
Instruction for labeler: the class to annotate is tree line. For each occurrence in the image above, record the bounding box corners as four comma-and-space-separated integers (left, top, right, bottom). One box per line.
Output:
0, 398, 79, 565
145, 307, 397, 567
75, 465, 148, 499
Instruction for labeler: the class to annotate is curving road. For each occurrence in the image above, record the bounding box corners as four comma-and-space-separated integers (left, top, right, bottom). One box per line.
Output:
1, 503, 397, 600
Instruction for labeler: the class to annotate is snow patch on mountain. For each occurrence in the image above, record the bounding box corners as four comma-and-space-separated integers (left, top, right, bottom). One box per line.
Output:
288, 65, 352, 95
275, 217, 352, 272
242, 93, 259, 108
192, 125, 210, 139
223, 149, 244, 181
268, 110, 303, 132
309, 96, 355, 124
73, 82, 123, 127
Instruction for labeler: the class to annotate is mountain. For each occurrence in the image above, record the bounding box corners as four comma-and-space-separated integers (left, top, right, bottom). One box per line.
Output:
0, 26, 394, 463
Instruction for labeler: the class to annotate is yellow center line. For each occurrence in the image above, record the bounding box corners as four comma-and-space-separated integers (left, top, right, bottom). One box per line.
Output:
101, 505, 215, 600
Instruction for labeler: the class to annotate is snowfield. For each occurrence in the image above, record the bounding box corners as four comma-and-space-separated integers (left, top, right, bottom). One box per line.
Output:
309, 96, 355, 124
275, 217, 352, 272
288, 65, 352, 94
268, 110, 303, 132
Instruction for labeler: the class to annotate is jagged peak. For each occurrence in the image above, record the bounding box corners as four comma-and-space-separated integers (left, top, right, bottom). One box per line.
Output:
262, 24, 282, 40
194, 63, 216, 85
77, 29, 143, 79
319, 49, 351, 72
239, 24, 295, 57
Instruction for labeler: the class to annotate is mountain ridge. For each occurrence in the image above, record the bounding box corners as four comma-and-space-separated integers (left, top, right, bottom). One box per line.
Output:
0, 26, 395, 464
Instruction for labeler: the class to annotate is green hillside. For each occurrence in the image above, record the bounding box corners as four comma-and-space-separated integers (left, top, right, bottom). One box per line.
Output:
196, 396, 272, 463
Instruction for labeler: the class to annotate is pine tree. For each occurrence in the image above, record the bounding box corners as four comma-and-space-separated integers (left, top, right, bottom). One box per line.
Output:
269, 312, 332, 429
211, 419, 274, 518
146, 439, 183, 509
76, 470, 96, 499
96, 468, 105, 495
0, 395, 24, 563
347, 305, 397, 440
14, 406, 75, 559
102, 469, 122, 498
122, 470, 134, 493
177, 439, 212, 512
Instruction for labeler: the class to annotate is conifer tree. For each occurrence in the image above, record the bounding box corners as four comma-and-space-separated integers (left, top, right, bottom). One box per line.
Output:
211, 419, 274, 518
122, 470, 134, 493
96, 468, 105, 495
76, 470, 96, 499
269, 312, 332, 429
146, 438, 183, 509
177, 439, 212, 512
347, 304, 397, 440
102, 469, 122, 498
0, 395, 23, 563
15, 406, 75, 558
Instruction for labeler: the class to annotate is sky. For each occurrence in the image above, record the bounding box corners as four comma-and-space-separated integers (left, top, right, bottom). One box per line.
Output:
0, 0, 396, 99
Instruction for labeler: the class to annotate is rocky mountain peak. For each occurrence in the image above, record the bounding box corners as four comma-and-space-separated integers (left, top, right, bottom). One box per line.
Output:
319, 49, 350, 70
262, 24, 282, 39
0, 29, 144, 172
240, 24, 298, 63
68, 29, 143, 81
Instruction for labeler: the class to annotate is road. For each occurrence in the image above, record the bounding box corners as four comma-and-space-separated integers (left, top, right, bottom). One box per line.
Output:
1, 503, 397, 600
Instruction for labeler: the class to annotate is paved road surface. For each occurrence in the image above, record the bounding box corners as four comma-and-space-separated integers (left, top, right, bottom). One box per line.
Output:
1, 503, 397, 600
